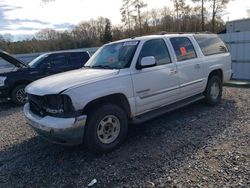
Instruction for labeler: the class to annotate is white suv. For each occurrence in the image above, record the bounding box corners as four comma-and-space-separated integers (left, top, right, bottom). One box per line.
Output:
24, 34, 232, 152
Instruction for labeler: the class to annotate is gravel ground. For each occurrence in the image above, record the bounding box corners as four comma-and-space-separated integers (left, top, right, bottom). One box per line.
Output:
0, 87, 249, 188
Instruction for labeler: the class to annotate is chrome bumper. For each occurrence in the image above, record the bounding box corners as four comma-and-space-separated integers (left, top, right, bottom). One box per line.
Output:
24, 103, 87, 145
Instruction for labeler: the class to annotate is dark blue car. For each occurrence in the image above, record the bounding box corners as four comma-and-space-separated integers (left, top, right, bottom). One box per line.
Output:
0, 50, 90, 105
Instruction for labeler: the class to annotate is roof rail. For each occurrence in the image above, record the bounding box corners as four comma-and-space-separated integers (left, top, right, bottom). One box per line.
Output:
157, 31, 189, 35
158, 31, 169, 35
194, 31, 213, 34
157, 31, 214, 35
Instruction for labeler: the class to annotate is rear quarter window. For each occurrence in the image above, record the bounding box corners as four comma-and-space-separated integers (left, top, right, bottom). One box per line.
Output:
194, 35, 228, 56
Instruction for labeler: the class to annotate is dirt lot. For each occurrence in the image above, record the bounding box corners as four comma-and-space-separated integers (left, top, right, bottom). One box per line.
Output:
0, 87, 249, 188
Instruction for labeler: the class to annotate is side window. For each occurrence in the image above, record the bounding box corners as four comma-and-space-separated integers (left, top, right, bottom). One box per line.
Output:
70, 52, 90, 65
138, 39, 171, 66
170, 37, 197, 61
194, 35, 228, 56
49, 54, 68, 68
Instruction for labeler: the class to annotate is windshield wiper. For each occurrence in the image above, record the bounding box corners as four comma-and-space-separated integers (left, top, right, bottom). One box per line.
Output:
83, 66, 92, 69
91, 65, 114, 69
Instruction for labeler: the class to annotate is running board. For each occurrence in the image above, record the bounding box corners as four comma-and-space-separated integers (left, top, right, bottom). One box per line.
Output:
131, 94, 205, 124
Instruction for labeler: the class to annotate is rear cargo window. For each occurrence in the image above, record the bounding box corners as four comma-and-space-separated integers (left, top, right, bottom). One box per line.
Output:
194, 35, 228, 56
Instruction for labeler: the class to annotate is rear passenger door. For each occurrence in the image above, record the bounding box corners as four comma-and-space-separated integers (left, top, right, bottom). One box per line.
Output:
170, 37, 205, 99
46, 53, 70, 75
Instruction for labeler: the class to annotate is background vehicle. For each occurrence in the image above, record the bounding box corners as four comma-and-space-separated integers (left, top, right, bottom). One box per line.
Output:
0, 50, 90, 105
24, 34, 232, 152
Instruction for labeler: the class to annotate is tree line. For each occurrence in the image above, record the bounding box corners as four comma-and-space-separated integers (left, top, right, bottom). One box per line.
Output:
0, 0, 231, 54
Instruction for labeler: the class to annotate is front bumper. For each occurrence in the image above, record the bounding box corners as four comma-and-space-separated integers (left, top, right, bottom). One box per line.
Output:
24, 103, 87, 145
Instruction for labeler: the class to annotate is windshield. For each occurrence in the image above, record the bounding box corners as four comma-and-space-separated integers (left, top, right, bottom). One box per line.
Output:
85, 41, 139, 69
28, 54, 49, 68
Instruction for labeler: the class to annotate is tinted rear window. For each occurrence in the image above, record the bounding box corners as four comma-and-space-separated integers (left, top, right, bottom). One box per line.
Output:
194, 35, 228, 56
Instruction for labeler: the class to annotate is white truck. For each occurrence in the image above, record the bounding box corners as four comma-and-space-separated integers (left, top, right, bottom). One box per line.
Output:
24, 34, 232, 152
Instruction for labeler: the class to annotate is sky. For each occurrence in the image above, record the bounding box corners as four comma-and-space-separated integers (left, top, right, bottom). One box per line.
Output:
0, 0, 249, 40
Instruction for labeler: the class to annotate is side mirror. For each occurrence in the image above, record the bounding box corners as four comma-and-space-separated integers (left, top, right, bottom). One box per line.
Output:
47, 62, 51, 69
41, 62, 51, 72
138, 56, 156, 69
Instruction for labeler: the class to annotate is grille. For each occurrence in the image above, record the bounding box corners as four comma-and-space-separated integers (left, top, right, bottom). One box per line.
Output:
28, 94, 46, 117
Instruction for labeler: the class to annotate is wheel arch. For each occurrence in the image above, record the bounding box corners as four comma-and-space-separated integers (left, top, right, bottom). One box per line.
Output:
82, 93, 132, 119
208, 69, 223, 83
208, 69, 223, 82
9, 80, 31, 95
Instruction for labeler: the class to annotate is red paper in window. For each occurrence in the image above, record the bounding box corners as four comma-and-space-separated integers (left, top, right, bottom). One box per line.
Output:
180, 47, 187, 55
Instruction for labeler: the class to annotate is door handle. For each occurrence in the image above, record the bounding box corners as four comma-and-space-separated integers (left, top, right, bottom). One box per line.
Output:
169, 68, 177, 75
194, 64, 201, 69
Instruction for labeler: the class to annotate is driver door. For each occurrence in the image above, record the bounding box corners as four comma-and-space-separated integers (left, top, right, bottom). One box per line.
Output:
45, 54, 70, 75
131, 38, 180, 114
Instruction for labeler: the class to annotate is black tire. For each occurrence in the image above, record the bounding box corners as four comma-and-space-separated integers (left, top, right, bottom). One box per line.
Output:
85, 104, 128, 153
11, 84, 27, 106
204, 76, 222, 106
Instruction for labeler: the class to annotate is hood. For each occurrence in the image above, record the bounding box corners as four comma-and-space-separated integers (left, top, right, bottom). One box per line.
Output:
0, 50, 28, 68
26, 68, 120, 96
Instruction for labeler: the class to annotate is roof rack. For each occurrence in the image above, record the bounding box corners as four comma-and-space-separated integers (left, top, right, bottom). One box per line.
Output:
194, 31, 213, 34
157, 31, 214, 35
157, 31, 185, 35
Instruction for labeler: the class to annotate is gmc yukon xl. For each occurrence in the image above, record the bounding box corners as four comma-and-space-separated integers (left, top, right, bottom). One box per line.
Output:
24, 34, 232, 152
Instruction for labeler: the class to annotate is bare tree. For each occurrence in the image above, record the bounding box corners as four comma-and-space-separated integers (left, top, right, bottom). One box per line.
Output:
35, 29, 59, 40
150, 9, 161, 31
120, 0, 134, 36
171, 0, 180, 19
171, 0, 191, 32
133, 0, 147, 34
210, 0, 230, 32
160, 6, 174, 32
192, 0, 208, 31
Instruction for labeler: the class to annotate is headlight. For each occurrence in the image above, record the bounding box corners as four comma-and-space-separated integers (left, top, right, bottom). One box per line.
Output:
28, 94, 75, 118
44, 94, 74, 117
0, 76, 7, 87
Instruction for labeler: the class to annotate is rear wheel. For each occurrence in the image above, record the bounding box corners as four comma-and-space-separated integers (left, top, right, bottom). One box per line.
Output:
85, 104, 128, 153
11, 84, 27, 105
204, 76, 222, 106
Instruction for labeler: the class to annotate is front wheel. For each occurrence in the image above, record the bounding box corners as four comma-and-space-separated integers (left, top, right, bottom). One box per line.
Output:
204, 76, 222, 106
85, 104, 128, 153
11, 84, 27, 106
